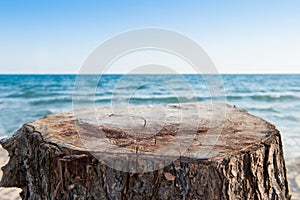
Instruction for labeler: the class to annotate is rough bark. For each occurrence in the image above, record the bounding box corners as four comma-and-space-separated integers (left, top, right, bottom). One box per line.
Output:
0, 103, 291, 199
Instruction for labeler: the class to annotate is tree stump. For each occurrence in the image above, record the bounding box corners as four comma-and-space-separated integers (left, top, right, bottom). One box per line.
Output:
0, 103, 291, 199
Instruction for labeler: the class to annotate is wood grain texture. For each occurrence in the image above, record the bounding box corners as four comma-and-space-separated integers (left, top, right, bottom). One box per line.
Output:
0, 103, 291, 199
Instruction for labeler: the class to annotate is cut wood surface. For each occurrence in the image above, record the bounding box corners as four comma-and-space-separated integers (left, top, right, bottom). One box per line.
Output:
0, 103, 291, 199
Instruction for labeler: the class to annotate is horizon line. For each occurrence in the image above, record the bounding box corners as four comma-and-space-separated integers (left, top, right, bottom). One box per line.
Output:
0, 73, 300, 75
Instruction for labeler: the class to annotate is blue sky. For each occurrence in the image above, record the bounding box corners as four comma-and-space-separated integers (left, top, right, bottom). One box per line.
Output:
0, 0, 299, 73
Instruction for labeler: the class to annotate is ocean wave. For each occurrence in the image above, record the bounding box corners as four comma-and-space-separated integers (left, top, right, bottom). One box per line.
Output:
290, 89, 300, 92
273, 115, 299, 122
226, 94, 300, 101
7, 92, 71, 99
95, 91, 113, 96
250, 94, 299, 101
30, 98, 73, 106
226, 96, 243, 100
247, 107, 280, 113
0, 134, 11, 140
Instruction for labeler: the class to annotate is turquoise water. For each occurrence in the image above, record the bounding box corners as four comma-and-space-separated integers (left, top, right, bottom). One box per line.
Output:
0, 74, 299, 158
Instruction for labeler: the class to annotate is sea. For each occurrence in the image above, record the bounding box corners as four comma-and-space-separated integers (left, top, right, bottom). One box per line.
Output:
0, 74, 299, 158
